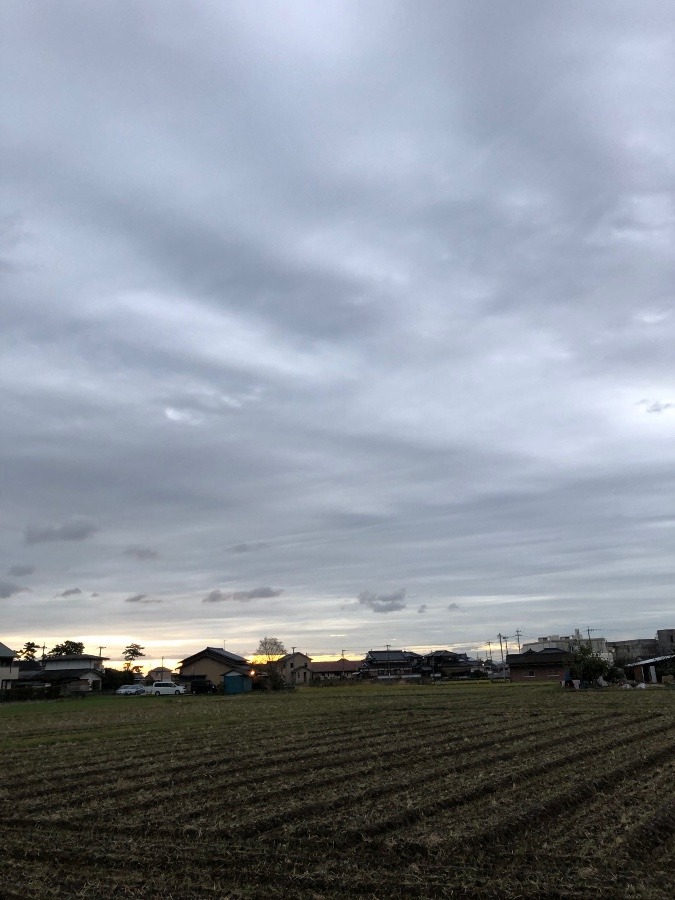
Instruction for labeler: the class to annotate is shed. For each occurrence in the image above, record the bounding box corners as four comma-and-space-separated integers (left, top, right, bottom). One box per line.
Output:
223, 671, 253, 694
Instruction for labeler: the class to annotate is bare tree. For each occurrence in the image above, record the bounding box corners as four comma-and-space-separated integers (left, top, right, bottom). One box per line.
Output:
255, 637, 286, 661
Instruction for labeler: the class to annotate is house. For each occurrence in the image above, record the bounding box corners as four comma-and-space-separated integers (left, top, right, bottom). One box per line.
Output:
506, 648, 573, 683
421, 650, 485, 679
22, 653, 108, 695
0, 641, 18, 690
146, 666, 175, 683
177, 647, 251, 690
278, 652, 312, 686
309, 658, 362, 681
357, 649, 423, 681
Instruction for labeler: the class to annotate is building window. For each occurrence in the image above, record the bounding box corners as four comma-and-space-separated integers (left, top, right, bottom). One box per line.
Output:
525, 670, 535, 677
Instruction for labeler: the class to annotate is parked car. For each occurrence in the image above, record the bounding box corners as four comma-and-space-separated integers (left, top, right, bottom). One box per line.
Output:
150, 681, 186, 696
115, 684, 146, 696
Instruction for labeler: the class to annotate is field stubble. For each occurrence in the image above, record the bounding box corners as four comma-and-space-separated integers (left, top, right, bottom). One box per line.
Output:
1, 684, 674, 899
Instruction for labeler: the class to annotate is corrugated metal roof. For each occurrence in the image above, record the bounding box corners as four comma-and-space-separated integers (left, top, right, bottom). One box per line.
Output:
629, 654, 675, 666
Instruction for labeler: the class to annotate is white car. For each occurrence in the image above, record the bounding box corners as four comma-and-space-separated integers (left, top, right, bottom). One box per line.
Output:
150, 681, 186, 696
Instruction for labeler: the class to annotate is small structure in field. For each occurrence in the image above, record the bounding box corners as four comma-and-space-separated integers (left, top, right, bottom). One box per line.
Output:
223, 671, 253, 694
626, 654, 675, 685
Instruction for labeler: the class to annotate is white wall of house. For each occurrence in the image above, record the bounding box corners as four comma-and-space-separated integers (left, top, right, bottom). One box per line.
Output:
0, 642, 19, 690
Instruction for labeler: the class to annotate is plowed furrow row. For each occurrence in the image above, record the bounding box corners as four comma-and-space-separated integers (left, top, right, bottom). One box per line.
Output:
277, 721, 675, 847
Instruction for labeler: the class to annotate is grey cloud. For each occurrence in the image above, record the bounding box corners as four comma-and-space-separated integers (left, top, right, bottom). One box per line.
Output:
24, 519, 98, 544
124, 545, 160, 560
203, 586, 283, 603
448, 603, 461, 611
7, 564, 35, 577
230, 542, 268, 553
2, 2, 675, 649
124, 593, 161, 604
57, 587, 81, 598
357, 589, 406, 614
0, 581, 28, 599
203, 589, 228, 604
417, 604, 427, 614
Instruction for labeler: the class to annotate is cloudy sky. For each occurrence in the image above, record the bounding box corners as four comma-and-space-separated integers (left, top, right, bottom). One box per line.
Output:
1, 1, 674, 668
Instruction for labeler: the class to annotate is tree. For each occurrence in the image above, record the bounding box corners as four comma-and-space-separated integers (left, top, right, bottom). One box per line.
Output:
256, 636, 286, 662
122, 643, 146, 672
570, 645, 609, 683
254, 637, 287, 691
101, 667, 135, 691
17, 641, 40, 660
48, 640, 85, 656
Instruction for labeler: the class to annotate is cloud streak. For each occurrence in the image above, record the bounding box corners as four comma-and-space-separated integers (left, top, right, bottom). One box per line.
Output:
24, 519, 98, 545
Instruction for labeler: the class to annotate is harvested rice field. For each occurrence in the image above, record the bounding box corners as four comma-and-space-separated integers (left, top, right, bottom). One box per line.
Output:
1, 683, 674, 899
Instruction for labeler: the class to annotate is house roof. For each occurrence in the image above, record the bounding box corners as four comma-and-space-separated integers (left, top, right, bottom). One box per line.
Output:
178, 647, 249, 668
22, 668, 99, 682
0, 641, 17, 658
507, 649, 572, 666
46, 654, 109, 661
365, 650, 422, 662
18, 660, 42, 672
628, 654, 675, 666
309, 660, 361, 673
279, 652, 312, 663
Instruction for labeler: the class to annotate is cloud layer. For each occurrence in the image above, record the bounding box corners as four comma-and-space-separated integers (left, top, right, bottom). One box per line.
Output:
1, 1, 674, 660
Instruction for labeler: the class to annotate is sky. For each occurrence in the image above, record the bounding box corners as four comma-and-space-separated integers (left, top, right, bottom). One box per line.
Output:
1, 1, 674, 670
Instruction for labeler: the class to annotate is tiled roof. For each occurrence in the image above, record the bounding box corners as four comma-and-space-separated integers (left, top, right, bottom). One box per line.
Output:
507, 650, 572, 666
22, 669, 97, 682
365, 650, 422, 662
309, 660, 361, 673
179, 647, 249, 667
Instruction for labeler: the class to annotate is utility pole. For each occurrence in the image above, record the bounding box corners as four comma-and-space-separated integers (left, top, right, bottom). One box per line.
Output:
41, 643, 47, 668
586, 628, 597, 651
341, 649, 345, 679
291, 646, 296, 685
498, 634, 504, 666
515, 629, 522, 653
487, 640, 492, 661
504, 636, 510, 657
386, 644, 391, 678
98, 646, 106, 674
